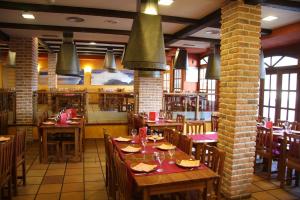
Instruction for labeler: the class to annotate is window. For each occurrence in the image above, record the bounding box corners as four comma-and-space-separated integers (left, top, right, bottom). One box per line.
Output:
163, 72, 170, 92
173, 69, 182, 92
260, 56, 299, 122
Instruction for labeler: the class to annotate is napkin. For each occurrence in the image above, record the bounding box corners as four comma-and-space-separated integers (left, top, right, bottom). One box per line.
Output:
121, 146, 141, 153
157, 144, 176, 150
0, 137, 10, 142
115, 137, 131, 142
148, 135, 164, 140
132, 163, 157, 172
179, 160, 200, 167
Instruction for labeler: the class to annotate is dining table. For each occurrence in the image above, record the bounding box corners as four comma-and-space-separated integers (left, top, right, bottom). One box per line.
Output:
145, 119, 183, 131
112, 136, 218, 200
188, 132, 218, 160
39, 117, 84, 163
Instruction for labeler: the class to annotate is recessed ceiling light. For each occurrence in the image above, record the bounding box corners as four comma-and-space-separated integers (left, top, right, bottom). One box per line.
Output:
158, 0, 174, 6
66, 16, 85, 22
22, 12, 35, 20
262, 16, 278, 22
89, 42, 96, 45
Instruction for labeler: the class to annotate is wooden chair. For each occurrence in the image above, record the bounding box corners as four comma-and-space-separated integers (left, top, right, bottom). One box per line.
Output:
103, 131, 110, 187
186, 121, 206, 135
255, 126, 280, 178
12, 131, 26, 195
165, 111, 173, 120
211, 115, 219, 132
177, 134, 193, 155
0, 136, 14, 200
0, 111, 8, 135
166, 129, 180, 146
280, 133, 300, 187
106, 135, 118, 200
163, 128, 174, 144
275, 119, 285, 127
199, 144, 225, 200
176, 114, 185, 132
290, 121, 300, 131
127, 112, 135, 135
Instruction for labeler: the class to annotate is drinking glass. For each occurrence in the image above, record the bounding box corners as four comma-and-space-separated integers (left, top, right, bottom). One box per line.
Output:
141, 137, 147, 153
131, 129, 137, 143
155, 152, 165, 172
168, 148, 175, 164
152, 132, 158, 148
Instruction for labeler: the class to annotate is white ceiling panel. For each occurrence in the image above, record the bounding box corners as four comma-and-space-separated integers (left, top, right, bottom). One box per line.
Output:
170, 40, 210, 49
191, 27, 220, 39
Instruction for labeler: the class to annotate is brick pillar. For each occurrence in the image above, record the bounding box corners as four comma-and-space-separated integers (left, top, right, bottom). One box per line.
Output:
134, 71, 163, 113
48, 53, 57, 89
218, 1, 261, 199
9, 38, 38, 141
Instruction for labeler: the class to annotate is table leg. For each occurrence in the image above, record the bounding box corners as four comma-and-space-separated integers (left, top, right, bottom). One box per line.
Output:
203, 179, 213, 200
42, 129, 48, 163
143, 189, 150, 200
195, 143, 201, 160
75, 128, 79, 161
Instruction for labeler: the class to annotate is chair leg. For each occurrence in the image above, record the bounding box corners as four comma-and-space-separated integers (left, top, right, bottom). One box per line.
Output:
267, 158, 272, 178
295, 171, 299, 187
8, 177, 12, 200
22, 161, 26, 186
56, 143, 60, 162
287, 168, 292, 185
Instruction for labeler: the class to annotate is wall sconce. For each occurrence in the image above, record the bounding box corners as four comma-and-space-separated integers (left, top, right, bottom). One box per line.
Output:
37, 64, 41, 72
84, 66, 92, 73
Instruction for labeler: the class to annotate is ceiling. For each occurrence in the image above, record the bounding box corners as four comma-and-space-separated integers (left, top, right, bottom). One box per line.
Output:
0, 0, 299, 56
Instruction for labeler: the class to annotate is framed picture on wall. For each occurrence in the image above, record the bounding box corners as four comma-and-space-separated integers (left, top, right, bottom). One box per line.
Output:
38, 70, 84, 85
91, 69, 134, 85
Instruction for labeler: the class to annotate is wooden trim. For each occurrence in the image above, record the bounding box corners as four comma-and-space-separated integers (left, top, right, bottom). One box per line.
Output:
86, 122, 128, 126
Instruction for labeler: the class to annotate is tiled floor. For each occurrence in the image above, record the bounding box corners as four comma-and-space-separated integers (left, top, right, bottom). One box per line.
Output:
11, 140, 300, 200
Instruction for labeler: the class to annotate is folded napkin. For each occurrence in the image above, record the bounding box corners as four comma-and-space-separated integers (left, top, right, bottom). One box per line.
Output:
157, 143, 176, 150
68, 121, 79, 125
179, 160, 200, 167
0, 137, 10, 142
115, 137, 131, 142
131, 163, 157, 172
148, 135, 164, 140
121, 146, 141, 153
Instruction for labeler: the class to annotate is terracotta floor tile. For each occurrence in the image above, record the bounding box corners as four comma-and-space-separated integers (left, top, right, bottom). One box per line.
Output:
85, 190, 108, 200
84, 174, 104, 182
252, 191, 278, 200
253, 180, 278, 190
66, 162, 83, 169
12, 194, 35, 200
60, 191, 84, 200
249, 183, 263, 193
42, 175, 64, 184
30, 164, 49, 170
48, 163, 66, 169
17, 184, 40, 195
252, 175, 264, 182
62, 182, 84, 193
268, 189, 298, 200
26, 176, 44, 185
84, 162, 101, 168
38, 183, 62, 194
35, 193, 60, 200
64, 175, 84, 183
84, 167, 101, 174
85, 181, 106, 191
46, 169, 65, 176
65, 168, 83, 175
27, 169, 46, 177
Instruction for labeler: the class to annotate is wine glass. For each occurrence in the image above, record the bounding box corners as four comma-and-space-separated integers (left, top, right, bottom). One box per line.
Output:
154, 152, 165, 172
141, 137, 147, 153
152, 132, 158, 148
131, 129, 137, 143
168, 148, 175, 164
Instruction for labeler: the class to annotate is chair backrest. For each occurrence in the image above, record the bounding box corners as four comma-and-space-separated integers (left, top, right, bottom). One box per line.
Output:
127, 112, 135, 135
103, 129, 110, 159
211, 115, 219, 132
0, 136, 14, 184
15, 131, 26, 162
176, 114, 185, 132
200, 144, 225, 176
283, 132, 300, 162
165, 111, 173, 120
163, 128, 174, 143
275, 119, 285, 127
291, 121, 300, 131
177, 134, 192, 155
186, 121, 206, 135
114, 151, 132, 200
0, 111, 8, 135
256, 126, 273, 153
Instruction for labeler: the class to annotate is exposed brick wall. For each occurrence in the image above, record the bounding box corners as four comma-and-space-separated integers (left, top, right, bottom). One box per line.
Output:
9, 37, 38, 124
218, 1, 261, 199
48, 53, 57, 89
134, 71, 163, 113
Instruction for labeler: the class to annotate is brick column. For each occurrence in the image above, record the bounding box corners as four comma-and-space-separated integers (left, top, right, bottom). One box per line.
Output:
218, 1, 261, 199
134, 71, 163, 113
48, 53, 57, 89
9, 38, 38, 142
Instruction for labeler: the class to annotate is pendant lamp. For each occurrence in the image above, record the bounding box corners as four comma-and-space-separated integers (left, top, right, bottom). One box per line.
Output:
123, 0, 166, 75
205, 45, 220, 80
173, 48, 188, 69
104, 49, 117, 72
56, 32, 80, 76
260, 50, 266, 79
6, 50, 16, 67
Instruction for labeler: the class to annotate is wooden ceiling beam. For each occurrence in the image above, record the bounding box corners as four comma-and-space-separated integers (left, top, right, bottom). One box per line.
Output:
245, 0, 300, 12
38, 38, 53, 53
0, 1, 199, 25
0, 30, 9, 41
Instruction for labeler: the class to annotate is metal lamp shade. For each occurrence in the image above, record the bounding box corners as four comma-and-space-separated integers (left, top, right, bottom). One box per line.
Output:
260, 50, 266, 79
104, 50, 117, 72
6, 51, 16, 67
123, 13, 166, 71
173, 48, 188, 69
56, 33, 80, 76
205, 48, 220, 80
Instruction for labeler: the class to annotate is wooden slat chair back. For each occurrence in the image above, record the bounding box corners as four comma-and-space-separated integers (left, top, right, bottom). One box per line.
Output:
108, 138, 118, 200
169, 130, 180, 146
211, 115, 219, 132
12, 131, 26, 194
165, 111, 173, 120
163, 128, 175, 144
186, 121, 206, 135
103, 130, 111, 187
0, 136, 14, 200
136, 115, 146, 130
114, 151, 133, 200
280, 133, 300, 187
176, 114, 185, 132
177, 134, 193, 155
0, 111, 8, 135
291, 121, 300, 131
200, 144, 225, 200
127, 112, 135, 135
275, 119, 285, 127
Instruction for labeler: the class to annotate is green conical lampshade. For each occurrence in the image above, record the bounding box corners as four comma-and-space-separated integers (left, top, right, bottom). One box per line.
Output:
173, 48, 188, 69
205, 45, 220, 80
104, 50, 117, 72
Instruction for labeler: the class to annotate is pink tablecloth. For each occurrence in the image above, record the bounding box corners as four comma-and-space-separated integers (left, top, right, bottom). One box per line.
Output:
189, 133, 218, 141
